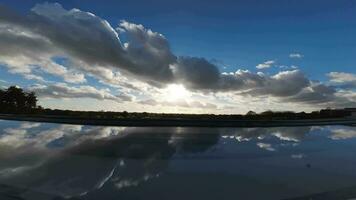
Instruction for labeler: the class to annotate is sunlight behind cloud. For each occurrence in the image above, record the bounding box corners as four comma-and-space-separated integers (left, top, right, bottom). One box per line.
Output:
164, 84, 191, 102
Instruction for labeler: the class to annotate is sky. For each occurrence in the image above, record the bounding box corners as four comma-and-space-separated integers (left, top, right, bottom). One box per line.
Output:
0, 0, 356, 114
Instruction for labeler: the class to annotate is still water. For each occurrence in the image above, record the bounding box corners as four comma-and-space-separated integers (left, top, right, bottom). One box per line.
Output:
0, 120, 356, 200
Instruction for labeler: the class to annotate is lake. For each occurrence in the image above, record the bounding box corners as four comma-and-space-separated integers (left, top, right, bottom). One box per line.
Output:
0, 120, 356, 199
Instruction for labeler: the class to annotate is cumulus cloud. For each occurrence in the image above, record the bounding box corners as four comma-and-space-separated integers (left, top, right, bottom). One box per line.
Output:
171, 57, 220, 89
214, 70, 310, 98
217, 70, 265, 91
0, 3, 192, 88
287, 82, 356, 108
327, 72, 356, 88
287, 83, 336, 104
31, 3, 128, 68
0, 3, 306, 94
289, 53, 303, 58
0, 15, 86, 83
256, 60, 275, 69
119, 20, 176, 83
244, 70, 310, 97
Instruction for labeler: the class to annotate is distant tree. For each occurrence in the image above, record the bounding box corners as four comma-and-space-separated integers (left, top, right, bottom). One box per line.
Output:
260, 110, 274, 115
122, 111, 129, 118
246, 111, 257, 115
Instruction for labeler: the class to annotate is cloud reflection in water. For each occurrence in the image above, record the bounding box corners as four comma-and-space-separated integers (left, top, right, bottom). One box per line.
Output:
0, 121, 356, 199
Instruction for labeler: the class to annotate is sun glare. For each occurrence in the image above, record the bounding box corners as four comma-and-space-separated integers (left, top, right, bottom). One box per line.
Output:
164, 84, 191, 102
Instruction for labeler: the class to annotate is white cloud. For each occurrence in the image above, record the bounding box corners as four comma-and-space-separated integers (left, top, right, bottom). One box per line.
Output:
289, 53, 303, 58
29, 83, 133, 102
327, 72, 356, 86
138, 99, 218, 109
235, 70, 310, 97
279, 65, 298, 69
287, 82, 356, 108
0, 24, 86, 83
256, 60, 275, 69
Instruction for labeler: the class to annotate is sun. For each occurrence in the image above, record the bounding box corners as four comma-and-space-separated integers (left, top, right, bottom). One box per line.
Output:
164, 84, 191, 102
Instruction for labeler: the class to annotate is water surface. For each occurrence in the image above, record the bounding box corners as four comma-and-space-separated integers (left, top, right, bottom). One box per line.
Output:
0, 120, 356, 199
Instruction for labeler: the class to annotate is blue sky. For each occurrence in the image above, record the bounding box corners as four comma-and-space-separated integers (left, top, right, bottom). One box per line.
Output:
0, 0, 356, 113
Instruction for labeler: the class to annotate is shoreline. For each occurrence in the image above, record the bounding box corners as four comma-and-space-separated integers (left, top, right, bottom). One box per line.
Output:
0, 114, 355, 127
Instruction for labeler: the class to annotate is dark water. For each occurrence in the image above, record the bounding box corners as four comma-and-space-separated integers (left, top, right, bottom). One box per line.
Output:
0, 120, 356, 199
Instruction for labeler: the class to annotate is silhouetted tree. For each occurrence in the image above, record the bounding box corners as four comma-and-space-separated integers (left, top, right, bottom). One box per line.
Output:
4, 86, 26, 109
122, 111, 129, 118
25, 92, 37, 109
260, 110, 274, 115
246, 111, 257, 115
0, 89, 4, 108
0, 86, 38, 113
